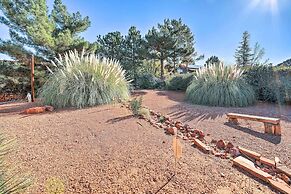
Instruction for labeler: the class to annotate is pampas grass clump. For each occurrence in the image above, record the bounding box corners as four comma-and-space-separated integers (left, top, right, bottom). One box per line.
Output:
39, 50, 130, 108
186, 63, 255, 107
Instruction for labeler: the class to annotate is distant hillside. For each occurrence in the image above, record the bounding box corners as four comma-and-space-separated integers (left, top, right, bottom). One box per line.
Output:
277, 58, 291, 66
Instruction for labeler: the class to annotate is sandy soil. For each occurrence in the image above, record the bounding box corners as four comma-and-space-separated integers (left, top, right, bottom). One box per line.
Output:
0, 90, 289, 193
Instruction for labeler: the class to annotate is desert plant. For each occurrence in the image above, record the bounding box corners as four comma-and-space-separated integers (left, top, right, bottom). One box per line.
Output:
186, 63, 256, 107
130, 97, 143, 116
138, 107, 150, 119
0, 133, 31, 193
39, 50, 130, 108
166, 73, 194, 91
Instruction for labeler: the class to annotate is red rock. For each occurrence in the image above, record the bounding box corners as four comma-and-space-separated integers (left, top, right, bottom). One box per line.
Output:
216, 140, 226, 149
22, 107, 46, 114
229, 147, 240, 157
279, 173, 291, 184
277, 165, 291, 178
238, 146, 261, 160
268, 178, 291, 194
193, 138, 211, 153
165, 127, 177, 135
260, 157, 275, 167
233, 156, 272, 182
211, 139, 217, 144
197, 130, 205, 139
226, 142, 234, 149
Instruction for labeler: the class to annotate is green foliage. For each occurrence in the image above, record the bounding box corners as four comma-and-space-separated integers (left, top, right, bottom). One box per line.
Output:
130, 97, 142, 116
136, 73, 163, 89
138, 107, 150, 119
205, 56, 220, 67
145, 18, 197, 78
96, 32, 124, 62
235, 31, 253, 67
39, 50, 130, 108
186, 63, 256, 107
0, 0, 96, 62
122, 27, 146, 85
244, 65, 291, 104
166, 73, 194, 91
0, 133, 31, 193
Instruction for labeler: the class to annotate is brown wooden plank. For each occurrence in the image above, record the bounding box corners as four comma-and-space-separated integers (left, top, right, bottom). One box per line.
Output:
227, 113, 280, 124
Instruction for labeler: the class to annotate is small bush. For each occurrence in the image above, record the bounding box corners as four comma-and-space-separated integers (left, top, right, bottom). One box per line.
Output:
166, 73, 194, 91
130, 97, 142, 116
244, 65, 291, 104
39, 50, 130, 108
139, 107, 150, 119
186, 63, 256, 107
136, 73, 164, 89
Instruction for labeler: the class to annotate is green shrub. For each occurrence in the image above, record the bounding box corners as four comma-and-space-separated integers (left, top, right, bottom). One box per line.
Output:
130, 97, 142, 116
136, 73, 164, 89
244, 65, 291, 104
139, 107, 150, 119
166, 73, 194, 91
39, 50, 130, 108
186, 63, 256, 107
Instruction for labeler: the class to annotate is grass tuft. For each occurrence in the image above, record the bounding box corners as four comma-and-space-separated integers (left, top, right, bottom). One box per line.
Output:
39, 50, 130, 108
186, 63, 255, 107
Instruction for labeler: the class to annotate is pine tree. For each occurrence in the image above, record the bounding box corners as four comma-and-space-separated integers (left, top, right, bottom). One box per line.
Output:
167, 19, 196, 71
123, 26, 146, 84
145, 25, 176, 79
205, 56, 220, 67
234, 31, 253, 67
0, 0, 96, 62
96, 31, 124, 62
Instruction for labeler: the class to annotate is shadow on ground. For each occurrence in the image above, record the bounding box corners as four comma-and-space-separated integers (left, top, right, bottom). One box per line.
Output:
106, 115, 133, 124
224, 122, 281, 144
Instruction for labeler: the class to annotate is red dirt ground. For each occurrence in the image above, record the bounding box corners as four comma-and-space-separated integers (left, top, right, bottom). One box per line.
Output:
0, 90, 290, 193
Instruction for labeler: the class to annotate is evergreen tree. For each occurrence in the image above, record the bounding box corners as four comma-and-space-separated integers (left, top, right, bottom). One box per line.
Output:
96, 31, 124, 62
167, 19, 196, 71
145, 25, 176, 79
0, 0, 96, 62
123, 26, 146, 84
205, 56, 220, 67
234, 31, 253, 67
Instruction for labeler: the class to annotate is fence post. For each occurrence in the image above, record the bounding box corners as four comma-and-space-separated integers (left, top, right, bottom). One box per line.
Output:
31, 55, 35, 102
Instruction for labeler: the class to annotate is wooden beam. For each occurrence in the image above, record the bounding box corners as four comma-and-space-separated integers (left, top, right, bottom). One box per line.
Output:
31, 55, 35, 102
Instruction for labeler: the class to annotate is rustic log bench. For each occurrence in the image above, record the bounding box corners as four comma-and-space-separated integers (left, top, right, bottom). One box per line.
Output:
226, 113, 281, 136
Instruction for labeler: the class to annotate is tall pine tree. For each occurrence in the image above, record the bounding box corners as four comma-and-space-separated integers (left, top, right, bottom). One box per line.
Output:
123, 26, 146, 84
0, 0, 96, 62
96, 31, 124, 62
234, 31, 253, 67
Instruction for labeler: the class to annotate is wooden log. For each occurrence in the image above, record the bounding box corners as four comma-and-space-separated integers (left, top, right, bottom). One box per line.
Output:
238, 146, 261, 160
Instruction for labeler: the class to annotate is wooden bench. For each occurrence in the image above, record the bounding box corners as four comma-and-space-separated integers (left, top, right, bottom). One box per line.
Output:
226, 113, 281, 136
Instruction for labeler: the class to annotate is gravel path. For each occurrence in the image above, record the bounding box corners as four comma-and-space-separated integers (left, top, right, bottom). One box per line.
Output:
0, 91, 288, 193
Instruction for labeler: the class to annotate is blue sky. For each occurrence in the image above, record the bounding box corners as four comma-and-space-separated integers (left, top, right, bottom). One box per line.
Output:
1, 0, 291, 64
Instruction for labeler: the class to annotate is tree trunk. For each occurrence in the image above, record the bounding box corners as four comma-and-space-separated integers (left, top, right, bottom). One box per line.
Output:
160, 58, 164, 79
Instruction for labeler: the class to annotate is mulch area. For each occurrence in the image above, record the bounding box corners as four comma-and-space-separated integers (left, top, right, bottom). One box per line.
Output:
1, 90, 290, 193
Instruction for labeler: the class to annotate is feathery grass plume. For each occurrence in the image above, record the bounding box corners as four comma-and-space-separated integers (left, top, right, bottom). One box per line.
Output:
186, 62, 255, 107
0, 133, 31, 194
39, 50, 130, 108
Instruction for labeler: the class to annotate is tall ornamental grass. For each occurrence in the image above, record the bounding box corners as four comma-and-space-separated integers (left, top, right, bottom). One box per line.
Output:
186, 63, 255, 107
39, 50, 130, 108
